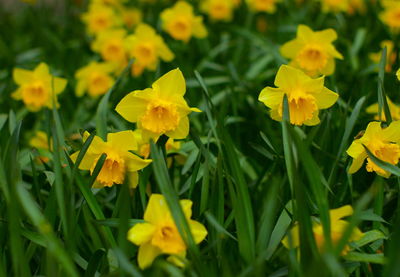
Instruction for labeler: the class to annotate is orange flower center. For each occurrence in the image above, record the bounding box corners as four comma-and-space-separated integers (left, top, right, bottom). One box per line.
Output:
169, 18, 191, 41
151, 222, 186, 254
134, 43, 156, 65
210, 3, 230, 19
278, 90, 317, 125
22, 81, 48, 109
102, 41, 125, 62
92, 15, 110, 31
296, 45, 328, 73
254, 0, 274, 10
141, 100, 180, 134
89, 73, 112, 96
91, 152, 126, 187
366, 141, 400, 176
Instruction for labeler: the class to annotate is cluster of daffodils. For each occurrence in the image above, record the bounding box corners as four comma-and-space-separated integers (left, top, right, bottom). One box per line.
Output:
258, 24, 341, 126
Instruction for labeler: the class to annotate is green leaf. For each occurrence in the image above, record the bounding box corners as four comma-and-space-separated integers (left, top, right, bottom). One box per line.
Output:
344, 252, 386, 264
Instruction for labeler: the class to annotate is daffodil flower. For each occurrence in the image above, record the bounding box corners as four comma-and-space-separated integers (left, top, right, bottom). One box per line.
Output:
258, 65, 338, 126
127, 194, 207, 269
246, 0, 281, 13
70, 131, 151, 188
200, 0, 235, 22
161, 1, 208, 42
124, 24, 174, 77
75, 61, 115, 97
369, 40, 397, 72
12, 63, 67, 112
116, 68, 200, 139
282, 205, 364, 255
347, 121, 400, 178
280, 25, 343, 77
81, 4, 122, 35
366, 97, 400, 121
379, 0, 400, 32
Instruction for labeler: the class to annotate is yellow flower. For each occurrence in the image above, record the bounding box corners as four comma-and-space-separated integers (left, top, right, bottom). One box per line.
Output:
246, 0, 281, 13
81, 4, 122, 35
347, 0, 366, 15
116, 68, 200, 139
127, 194, 207, 269
91, 28, 128, 71
12, 63, 67, 112
161, 1, 208, 42
280, 25, 343, 76
258, 65, 338, 126
347, 121, 400, 178
75, 61, 115, 97
121, 8, 142, 29
124, 24, 174, 77
70, 131, 151, 188
369, 40, 397, 72
30, 131, 52, 163
282, 205, 364, 255
200, 0, 235, 22
320, 0, 349, 13
379, 0, 400, 32
366, 97, 400, 121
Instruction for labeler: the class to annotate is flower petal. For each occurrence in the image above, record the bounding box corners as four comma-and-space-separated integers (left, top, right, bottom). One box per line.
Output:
127, 223, 156, 245
115, 89, 152, 123
382, 120, 400, 142
280, 40, 303, 59
125, 152, 152, 171
13, 68, 34, 85
152, 68, 186, 98
165, 116, 189, 139
107, 130, 138, 151
137, 242, 161, 269
258, 87, 284, 108
330, 205, 353, 222
314, 87, 338, 109
189, 220, 207, 243
144, 194, 169, 223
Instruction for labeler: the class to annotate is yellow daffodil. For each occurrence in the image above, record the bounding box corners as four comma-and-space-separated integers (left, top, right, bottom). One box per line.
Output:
366, 97, 400, 121
200, 0, 235, 22
258, 65, 338, 126
347, 0, 366, 15
124, 24, 174, 77
81, 4, 122, 35
30, 131, 52, 163
379, 0, 400, 32
75, 61, 115, 97
121, 8, 142, 29
369, 40, 397, 72
115, 68, 200, 139
12, 63, 67, 112
347, 121, 400, 178
161, 1, 208, 42
127, 194, 207, 269
280, 25, 343, 76
70, 131, 151, 188
246, 0, 281, 13
91, 28, 128, 71
320, 0, 349, 13
282, 205, 364, 255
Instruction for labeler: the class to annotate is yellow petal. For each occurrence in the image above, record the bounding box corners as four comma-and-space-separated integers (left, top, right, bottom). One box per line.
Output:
303, 112, 321, 126
180, 199, 193, 219
70, 151, 98, 170
381, 120, 400, 142
107, 130, 138, 151
274, 65, 307, 90
13, 68, 34, 85
366, 103, 379, 114
321, 58, 336, 76
363, 121, 382, 140
52, 77, 67, 94
125, 152, 152, 171
297, 24, 314, 40
76, 80, 87, 97
144, 194, 169, 223
280, 40, 303, 59
127, 223, 156, 245
258, 87, 284, 108
165, 116, 189, 139
282, 224, 300, 249
192, 17, 208, 39
157, 39, 175, 62
152, 68, 186, 98
34, 62, 50, 78
330, 205, 353, 222
317, 28, 337, 42
190, 107, 202, 113
189, 220, 207, 243
349, 152, 367, 174
137, 242, 161, 269
314, 87, 338, 109
115, 88, 152, 123
127, 171, 139, 189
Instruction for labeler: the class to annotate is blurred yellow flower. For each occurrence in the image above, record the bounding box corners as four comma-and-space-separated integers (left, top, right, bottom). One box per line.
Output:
124, 24, 174, 77
280, 25, 343, 76
200, 0, 235, 22
347, 121, 400, 178
92, 0, 127, 7
282, 205, 364, 255
369, 40, 397, 72
127, 194, 207, 269
12, 63, 67, 112
81, 4, 122, 35
70, 131, 151, 188
75, 61, 115, 97
258, 65, 338, 126
30, 131, 52, 164
161, 1, 208, 42
320, 0, 349, 13
347, 0, 366, 15
116, 68, 200, 139
366, 97, 400, 121
91, 28, 128, 71
121, 8, 142, 29
246, 0, 281, 13
380, 0, 400, 32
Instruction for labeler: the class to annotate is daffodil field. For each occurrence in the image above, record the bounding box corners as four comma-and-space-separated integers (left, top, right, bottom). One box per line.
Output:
2, 0, 400, 276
